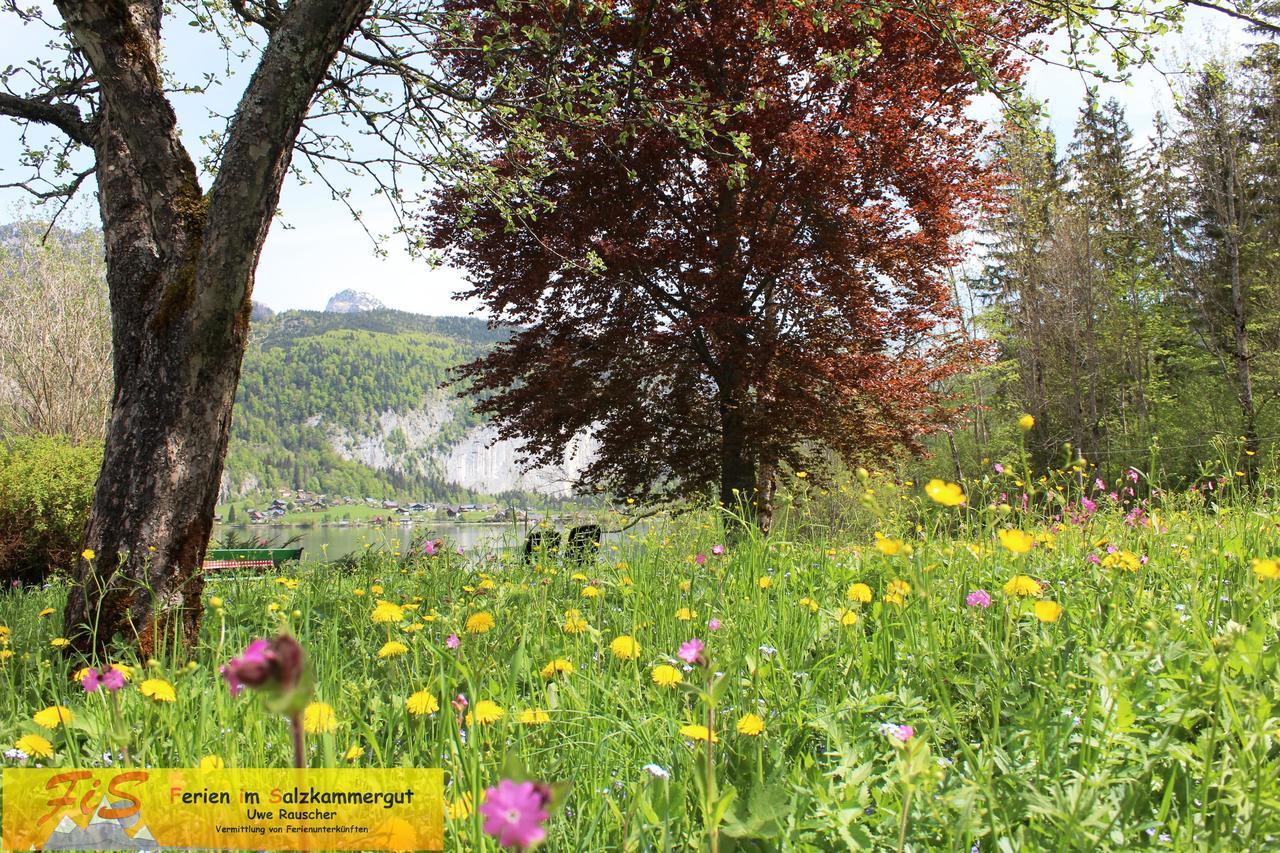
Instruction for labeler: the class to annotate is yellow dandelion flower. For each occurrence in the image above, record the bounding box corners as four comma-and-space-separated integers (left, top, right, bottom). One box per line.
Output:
1003, 575, 1042, 596
49, 637, 69, 648
378, 640, 409, 659
371, 601, 406, 623
998, 529, 1034, 555
140, 679, 176, 703
0, 650, 12, 661
846, 583, 873, 603
110, 663, 132, 681
736, 713, 765, 736
466, 700, 504, 726
518, 708, 550, 725
675, 607, 695, 621
874, 533, 903, 556
1034, 600, 1063, 623
540, 659, 575, 679
208, 596, 223, 608
581, 585, 602, 599
838, 608, 860, 626
1102, 550, 1142, 572
465, 612, 495, 634
370, 584, 384, 595
1253, 558, 1280, 580
199, 755, 225, 769
38, 608, 54, 618
303, 702, 337, 734
679, 724, 718, 743
651, 665, 683, 687
447, 793, 474, 820
82, 549, 95, 561
924, 479, 966, 507
343, 744, 365, 762
562, 609, 589, 634
610, 635, 641, 661
406, 690, 440, 716
887, 579, 911, 597
1019, 414, 1035, 431
798, 596, 819, 612
33, 706, 73, 730
679, 580, 692, 592
757, 576, 774, 589
15, 734, 53, 758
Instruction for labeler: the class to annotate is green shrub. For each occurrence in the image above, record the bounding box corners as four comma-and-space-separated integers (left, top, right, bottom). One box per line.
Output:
0, 435, 101, 585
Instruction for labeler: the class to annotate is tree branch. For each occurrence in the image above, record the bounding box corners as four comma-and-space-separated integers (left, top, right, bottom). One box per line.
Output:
1179, 0, 1280, 33
0, 92, 93, 145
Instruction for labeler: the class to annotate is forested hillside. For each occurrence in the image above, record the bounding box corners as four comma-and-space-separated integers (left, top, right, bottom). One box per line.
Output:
222, 309, 509, 501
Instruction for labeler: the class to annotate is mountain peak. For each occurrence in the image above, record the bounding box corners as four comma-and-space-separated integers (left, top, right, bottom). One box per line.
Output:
324, 289, 385, 313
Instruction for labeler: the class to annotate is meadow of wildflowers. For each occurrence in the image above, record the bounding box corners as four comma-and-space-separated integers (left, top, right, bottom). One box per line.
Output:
3, 464, 1280, 850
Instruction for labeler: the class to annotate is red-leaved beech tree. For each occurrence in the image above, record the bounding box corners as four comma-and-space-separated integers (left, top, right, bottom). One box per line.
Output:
428, 0, 1037, 529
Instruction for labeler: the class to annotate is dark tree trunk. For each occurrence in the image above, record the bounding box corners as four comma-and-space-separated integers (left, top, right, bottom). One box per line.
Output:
718, 384, 778, 534
718, 392, 756, 525
57, 0, 368, 657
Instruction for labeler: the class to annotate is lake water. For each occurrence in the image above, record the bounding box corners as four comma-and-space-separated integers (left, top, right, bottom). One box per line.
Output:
212, 521, 622, 560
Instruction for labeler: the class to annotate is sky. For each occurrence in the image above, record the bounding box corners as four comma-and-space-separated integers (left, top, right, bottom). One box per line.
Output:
0, 4, 1252, 319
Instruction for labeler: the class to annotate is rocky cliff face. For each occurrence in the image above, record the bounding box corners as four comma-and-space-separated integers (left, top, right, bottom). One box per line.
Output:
318, 396, 597, 496
324, 289, 385, 313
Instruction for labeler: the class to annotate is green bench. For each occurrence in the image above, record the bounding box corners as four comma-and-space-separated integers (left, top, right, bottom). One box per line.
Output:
202, 547, 303, 573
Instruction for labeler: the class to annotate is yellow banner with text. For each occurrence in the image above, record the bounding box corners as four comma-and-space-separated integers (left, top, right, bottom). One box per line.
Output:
2, 767, 443, 851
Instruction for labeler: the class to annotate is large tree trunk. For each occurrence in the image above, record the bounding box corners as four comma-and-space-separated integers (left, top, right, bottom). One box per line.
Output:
718, 391, 756, 526
58, 0, 368, 657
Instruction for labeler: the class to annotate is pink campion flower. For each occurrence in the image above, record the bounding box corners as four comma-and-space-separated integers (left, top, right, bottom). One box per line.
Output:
456, 546, 465, 556
221, 635, 304, 697
894, 725, 914, 743
1081, 497, 1097, 514
100, 667, 125, 692
423, 539, 436, 556
478, 780, 550, 849
694, 553, 707, 566
446, 634, 460, 650
965, 590, 991, 609
711, 544, 725, 556
677, 638, 705, 666
222, 639, 272, 697
707, 618, 722, 632
993, 463, 1004, 474
1127, 468, 1140, 483
81, 669, 101, 693
1095, 478, 1106, 491
1087, 553, 1101, 565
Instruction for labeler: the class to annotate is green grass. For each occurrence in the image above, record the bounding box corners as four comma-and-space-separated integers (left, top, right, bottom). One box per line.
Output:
4, 484, 1280, 850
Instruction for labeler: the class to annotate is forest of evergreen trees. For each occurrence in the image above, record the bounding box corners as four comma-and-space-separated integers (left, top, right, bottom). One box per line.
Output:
939, 45, 1280, 488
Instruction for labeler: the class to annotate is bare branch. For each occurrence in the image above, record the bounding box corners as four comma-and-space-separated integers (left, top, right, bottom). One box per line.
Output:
0, 91, 93, 145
